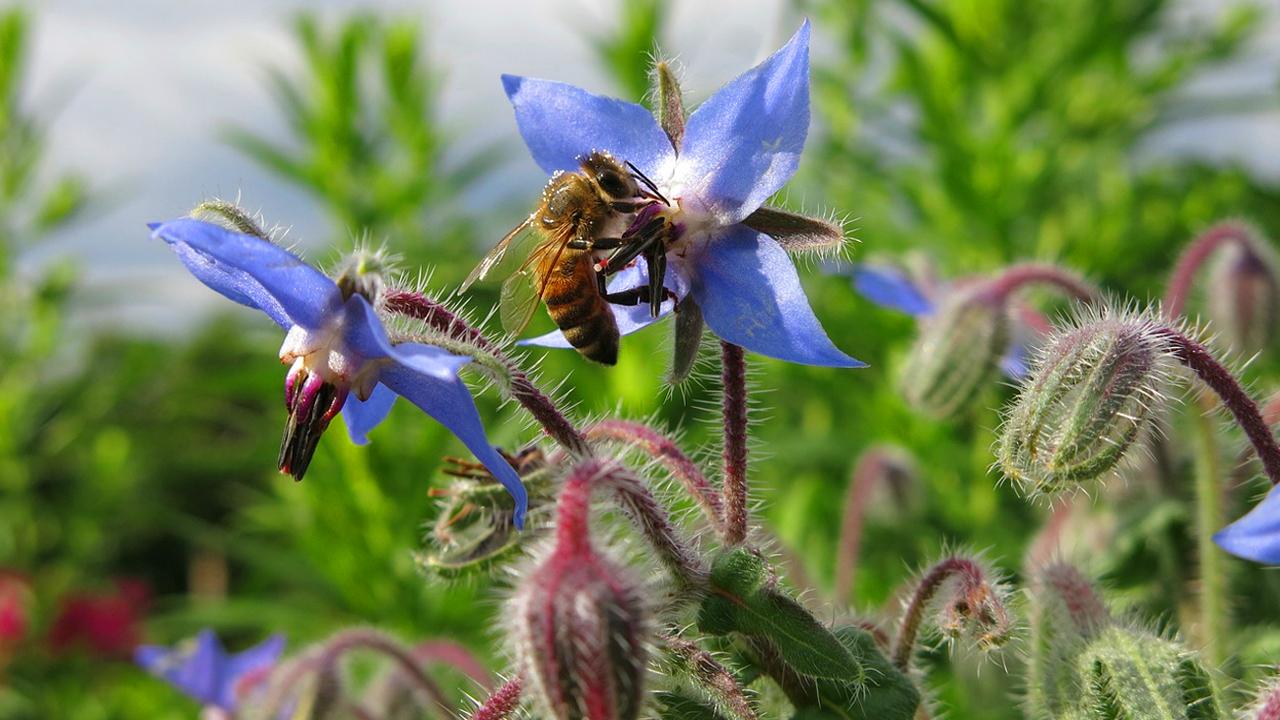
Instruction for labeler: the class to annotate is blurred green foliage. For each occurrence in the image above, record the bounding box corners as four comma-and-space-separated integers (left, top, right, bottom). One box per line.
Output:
2, 0, 1280, 717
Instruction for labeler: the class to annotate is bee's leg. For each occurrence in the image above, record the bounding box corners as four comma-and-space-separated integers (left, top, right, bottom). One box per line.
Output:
587, 237, 624, 250
602, 286, 650, 307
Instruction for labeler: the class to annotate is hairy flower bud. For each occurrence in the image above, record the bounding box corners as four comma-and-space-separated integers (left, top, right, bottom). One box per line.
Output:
898, 289, 1008, 418
1207, 235, 1279, 353
1073, 626, 1227, 719
998, 311, 1171, 498
1026, 563, 1111, 717
509, 464, 650, 720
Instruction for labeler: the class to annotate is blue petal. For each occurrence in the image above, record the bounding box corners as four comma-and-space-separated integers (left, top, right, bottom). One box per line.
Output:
378, 345, 529, 529
675, 21, 811, 224
519, 259, 685, 349
502, 75, 676, 178
217, 634, 285, 709
342, 384, 399, 445
998, 342, 1031, 380
152, 219, 341, 330
136, 629, 226, 707
688, 226, 864, 368
1215, 483, 1280, 564
851, 265, 935, 316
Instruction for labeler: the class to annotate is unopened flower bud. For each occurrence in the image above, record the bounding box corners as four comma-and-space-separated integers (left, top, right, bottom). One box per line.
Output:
509, 464, 650, 720
998, 311, 1170, 499
1073, 626, 1226, 719
898, 289, 1008, 418
1207, 234, 1279, 352
510, 542, 648, 720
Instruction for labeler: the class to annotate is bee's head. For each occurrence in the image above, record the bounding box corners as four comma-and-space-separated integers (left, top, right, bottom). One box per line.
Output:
580, 151, 639, 202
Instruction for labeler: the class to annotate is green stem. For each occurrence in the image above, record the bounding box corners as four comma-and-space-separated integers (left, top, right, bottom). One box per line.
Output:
1190, 391, 1228, 669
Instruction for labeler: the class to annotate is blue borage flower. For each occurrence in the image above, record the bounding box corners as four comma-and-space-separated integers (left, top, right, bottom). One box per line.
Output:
150, 219, 528, 528
850, 263, 1035, 379
135, 629, 284, 711
1215, 484, 1280, 564
503, 21, 863, 368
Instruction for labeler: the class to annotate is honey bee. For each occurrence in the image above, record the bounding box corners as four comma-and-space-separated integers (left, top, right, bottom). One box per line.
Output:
459, 151, 672, 365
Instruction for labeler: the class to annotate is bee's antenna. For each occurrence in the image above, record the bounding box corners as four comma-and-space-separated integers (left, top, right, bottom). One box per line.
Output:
626, 160, 669, 206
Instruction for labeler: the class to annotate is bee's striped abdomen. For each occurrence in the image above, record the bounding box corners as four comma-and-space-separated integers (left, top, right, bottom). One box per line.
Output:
543, 254, 620, 365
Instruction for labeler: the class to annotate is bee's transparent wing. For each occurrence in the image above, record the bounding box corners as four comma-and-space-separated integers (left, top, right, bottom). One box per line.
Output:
499, 269, 542, 336
458, 216, 537, 294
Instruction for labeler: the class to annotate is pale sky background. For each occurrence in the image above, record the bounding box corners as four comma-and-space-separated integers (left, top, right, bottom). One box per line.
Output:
14, 0, 1280, 333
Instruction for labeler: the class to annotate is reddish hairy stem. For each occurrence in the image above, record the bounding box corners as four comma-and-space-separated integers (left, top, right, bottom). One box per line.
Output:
891, 557, 983, 669
585, 419, 725, 535
472, 677, 523, 720
721, 342, 750, 546
557, 459, 707, 586
1155, 326, 1280, 485
411, 640, 493, 690
979, 262, 1098, 305
384, 290, 590, 455
1163, 221, 1257, 319
834, 449, 908, 606
260, 630, 455, 719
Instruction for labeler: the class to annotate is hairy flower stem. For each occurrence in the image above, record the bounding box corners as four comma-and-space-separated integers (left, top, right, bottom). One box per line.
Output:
473, 677, 523, 720
665, 636, 758, 720
260, 629, 454, 719
1164, 221, 1257, 319
978, 262, 1098, 305
585, 420, 726, 535
559, 459, 707, 587
384, 289, 590, 455
892, 557, 982, 670
834, 449, 908, 605
1155, 325, 1280, 485
721, 342, 750, 546
1191, 390, 1229, 668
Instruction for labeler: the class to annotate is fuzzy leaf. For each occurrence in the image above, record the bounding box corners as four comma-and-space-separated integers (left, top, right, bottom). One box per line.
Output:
697, 549, 864, 682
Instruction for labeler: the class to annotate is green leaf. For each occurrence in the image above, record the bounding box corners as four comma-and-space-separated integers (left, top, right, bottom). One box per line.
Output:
697, 549, 864, 682
656, 692, 730, 720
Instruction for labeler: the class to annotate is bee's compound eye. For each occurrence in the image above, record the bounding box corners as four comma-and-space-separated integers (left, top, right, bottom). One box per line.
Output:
596, 169, 631, 200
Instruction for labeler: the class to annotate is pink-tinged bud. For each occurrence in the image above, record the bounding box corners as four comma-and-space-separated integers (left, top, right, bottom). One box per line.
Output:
1246, 676, 1280, 720
509, 462, 650, 720
1207, 235, 1279, 352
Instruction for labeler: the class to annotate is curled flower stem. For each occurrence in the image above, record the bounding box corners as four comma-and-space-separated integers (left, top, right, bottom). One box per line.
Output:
472, 677, 523, 720
978, 262, 1098, 305
1155, 325, 1280, 485
260, 629, 455, 719
721, 342, 750, 546
891, 556, 983, 669
1164, 221, 1257, 319
834, 448, 909, 606
558, 459, 707, 587
385, 289, 590, 455
585, 419, 725, 535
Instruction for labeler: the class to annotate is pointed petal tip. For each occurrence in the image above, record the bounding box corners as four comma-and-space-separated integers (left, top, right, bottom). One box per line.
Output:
146, 221, 163, 232
500, 73, 522, 97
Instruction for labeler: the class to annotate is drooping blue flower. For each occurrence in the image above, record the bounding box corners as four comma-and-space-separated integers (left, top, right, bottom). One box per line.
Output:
1215, 484, 1280, 564
135, 629, 284, 711
151, 218, 528, 527
850, 263, 1034, 380
503, 21, 862, 368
